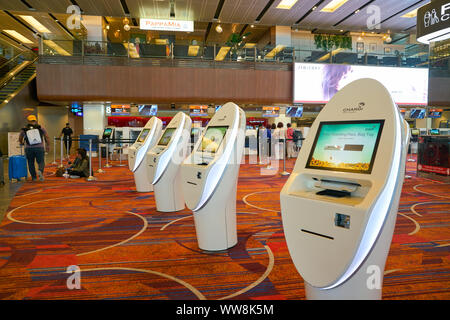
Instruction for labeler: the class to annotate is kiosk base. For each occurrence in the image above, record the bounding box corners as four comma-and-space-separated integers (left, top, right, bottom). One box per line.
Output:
154, 180, 185, 212
134, 168, 153, 193
193, 189, 238, 251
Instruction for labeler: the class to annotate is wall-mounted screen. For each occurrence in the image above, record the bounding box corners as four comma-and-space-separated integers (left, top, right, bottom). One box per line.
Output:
410, 109, 426, 119
190, 105, 208, 116
110, 104, 131, 115
137, 128, 150, 143
286, 106, 304, 118
138, 105, 158, 116
158, 128, 176, 146
430, 129, 440, 135
198, 126, 228, 153
428, 109, 443, 118
306, 120, 385, 174
102, 128, 113, 139
262, 106, 280, 117
294, 63, 428, 105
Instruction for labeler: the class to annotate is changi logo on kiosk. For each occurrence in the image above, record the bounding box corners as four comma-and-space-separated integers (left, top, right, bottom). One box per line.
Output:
343, 102, 365, 113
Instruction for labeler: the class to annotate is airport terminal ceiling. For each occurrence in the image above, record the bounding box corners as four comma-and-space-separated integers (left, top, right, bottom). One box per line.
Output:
0, 0, 431, 48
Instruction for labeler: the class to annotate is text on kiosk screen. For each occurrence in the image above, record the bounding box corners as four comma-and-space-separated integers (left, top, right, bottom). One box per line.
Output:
306, 120, 384, 174
198, 126, 228, 154
137, 129, 150, 143
158, 128, 176, 146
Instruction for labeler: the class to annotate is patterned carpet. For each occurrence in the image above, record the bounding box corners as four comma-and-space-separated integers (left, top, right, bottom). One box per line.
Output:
0, 155, 448, 300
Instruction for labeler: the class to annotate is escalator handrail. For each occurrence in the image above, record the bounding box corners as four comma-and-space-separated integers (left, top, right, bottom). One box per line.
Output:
0, 56, 38, 89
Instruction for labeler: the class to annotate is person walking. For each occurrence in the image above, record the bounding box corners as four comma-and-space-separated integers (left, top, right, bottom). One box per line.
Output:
286, 123, 295, 158
19, 115, 50, 182
60, 123, 73, 156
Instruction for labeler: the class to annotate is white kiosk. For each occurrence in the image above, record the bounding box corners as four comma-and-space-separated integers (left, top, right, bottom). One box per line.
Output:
147, 112, 192, 212
128, 117, 162, 192
280, 78, 409, 299
180, 102, 246, 251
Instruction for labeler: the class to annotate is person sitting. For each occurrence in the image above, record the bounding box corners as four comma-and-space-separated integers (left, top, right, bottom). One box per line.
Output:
64, 148, 90, 178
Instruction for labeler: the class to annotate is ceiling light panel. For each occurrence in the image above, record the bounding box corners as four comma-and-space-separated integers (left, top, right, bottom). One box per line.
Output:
321, 0, 349, 13
19, 15, 51, 33
276, 0, 299, 10
2, 30, 33, 43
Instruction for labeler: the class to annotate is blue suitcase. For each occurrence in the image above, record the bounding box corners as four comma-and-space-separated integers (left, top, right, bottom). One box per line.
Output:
9, 155, 28, 181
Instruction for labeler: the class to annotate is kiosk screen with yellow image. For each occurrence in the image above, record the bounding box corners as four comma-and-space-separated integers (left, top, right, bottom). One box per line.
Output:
199, 126, 228, 154
137, 129, 150, 143
158, 128, 176, 146
306, 120, 384, 174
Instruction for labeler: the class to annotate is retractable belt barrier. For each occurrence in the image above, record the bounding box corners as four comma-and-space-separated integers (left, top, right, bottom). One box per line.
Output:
53, 137, 137, 181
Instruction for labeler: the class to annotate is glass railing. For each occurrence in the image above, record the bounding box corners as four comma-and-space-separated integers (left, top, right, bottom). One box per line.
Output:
0, 50, 37, 81
39, 39, 429, 68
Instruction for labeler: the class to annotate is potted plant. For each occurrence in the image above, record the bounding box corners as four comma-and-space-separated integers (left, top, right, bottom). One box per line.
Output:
226, 32, 251, 60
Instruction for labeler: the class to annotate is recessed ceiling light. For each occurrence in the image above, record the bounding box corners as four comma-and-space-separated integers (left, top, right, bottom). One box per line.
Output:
321, 0, 349, 13
401, 8, 419, 18
19, 15, 51, 33
3, 30, 33, 43
276, 0, 299, 10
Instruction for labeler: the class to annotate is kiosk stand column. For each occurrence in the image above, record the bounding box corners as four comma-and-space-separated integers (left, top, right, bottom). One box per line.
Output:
181, 102, 246, 251
87, 139, 96, 181
52, 137, 57, 165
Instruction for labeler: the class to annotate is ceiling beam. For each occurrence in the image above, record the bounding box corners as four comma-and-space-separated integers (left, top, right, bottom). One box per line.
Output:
295, 0, 327, 25
333, 0, 377, 27
255, 0, 276, 23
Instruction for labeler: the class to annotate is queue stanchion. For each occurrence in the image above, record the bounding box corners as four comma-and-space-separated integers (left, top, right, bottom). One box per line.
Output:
280, 138, 290, 176
87, 138, 96, 181
104, 139, 112, 168
52, 136, 57, 165
265, 138, 273, 170
59, 138, 64, 168
97, 141, 104, 173
117, 146, 126, 167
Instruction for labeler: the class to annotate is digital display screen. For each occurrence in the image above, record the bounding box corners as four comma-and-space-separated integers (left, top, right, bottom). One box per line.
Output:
430, 129, 440, 135
215, 105, 222, 112
262, 106, 280, 118
428, 110, 442, 118
294, 63, 428, 105
409, 109, 426, 119
198, 126, 228, 153
111, 104, 131, 115
158, 128, 176, 146
138, 105, 158, 116
103, 128, 113, 138
190, 105, 208, 116
137, 128, 150, 143
286, 107, 304, 118
411, 129, 420, 136
306, 120, 384, 174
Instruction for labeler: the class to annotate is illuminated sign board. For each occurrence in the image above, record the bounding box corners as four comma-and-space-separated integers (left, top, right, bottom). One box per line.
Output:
140, 19, 194, 32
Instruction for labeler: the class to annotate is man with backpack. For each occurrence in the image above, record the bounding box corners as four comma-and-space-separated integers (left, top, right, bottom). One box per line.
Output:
18, 115, 50, 182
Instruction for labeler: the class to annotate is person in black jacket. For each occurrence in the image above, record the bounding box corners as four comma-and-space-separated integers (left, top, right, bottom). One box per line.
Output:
60, 123, 73, 156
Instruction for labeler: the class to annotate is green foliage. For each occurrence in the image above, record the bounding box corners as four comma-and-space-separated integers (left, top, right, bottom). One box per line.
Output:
314, 34, 352, 51
226, 32, 251, 54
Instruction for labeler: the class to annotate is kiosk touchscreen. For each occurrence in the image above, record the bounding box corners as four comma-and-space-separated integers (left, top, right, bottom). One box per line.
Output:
280, 78, 409, 299
147, 112, 192, 212
180, 102, 246, 251
128, 117, 162, 192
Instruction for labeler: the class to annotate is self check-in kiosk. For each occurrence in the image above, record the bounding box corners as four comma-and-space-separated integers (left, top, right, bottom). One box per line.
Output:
180, 102, 246, 251
147, 112, 192, 212
280, 78, 409, 299
128, 117, 162, 192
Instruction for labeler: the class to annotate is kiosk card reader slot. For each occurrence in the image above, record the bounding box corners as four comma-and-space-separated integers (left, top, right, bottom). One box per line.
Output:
280, 78, 409, 300
128, 117, 162, 192
181, 102, 246, 251
147, 112, 192, 212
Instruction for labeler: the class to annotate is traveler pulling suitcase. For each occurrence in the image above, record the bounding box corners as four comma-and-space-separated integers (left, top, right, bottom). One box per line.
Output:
8, 155, 27, 181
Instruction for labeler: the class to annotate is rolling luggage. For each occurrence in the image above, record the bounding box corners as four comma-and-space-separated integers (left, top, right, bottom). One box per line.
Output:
8, 155, 27, 181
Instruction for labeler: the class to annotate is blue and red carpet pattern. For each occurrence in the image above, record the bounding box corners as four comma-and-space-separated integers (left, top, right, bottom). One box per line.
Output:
0, 155, 448, 299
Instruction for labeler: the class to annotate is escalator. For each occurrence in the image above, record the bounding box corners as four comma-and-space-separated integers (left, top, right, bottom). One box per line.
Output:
0, 52, 37, 108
